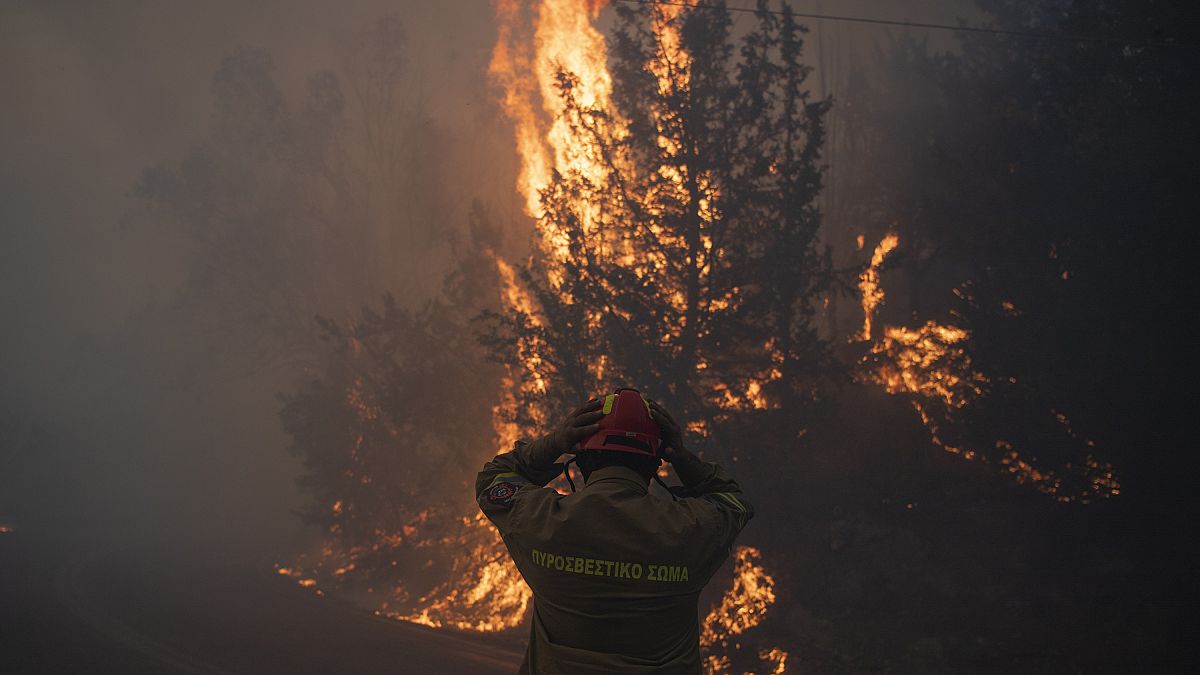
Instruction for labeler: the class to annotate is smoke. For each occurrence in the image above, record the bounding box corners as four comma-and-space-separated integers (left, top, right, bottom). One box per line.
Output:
0, 0, 518, 552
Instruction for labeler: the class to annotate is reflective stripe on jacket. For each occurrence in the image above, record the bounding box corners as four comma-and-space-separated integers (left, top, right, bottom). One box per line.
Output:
477, 437, 753, 674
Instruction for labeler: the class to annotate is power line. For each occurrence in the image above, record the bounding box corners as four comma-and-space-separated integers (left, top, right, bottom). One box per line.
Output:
611, 0, 1196, 49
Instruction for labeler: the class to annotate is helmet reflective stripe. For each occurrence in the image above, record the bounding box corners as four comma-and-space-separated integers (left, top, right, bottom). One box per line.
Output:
602, 393, 617, 415
582, 389, 662, 456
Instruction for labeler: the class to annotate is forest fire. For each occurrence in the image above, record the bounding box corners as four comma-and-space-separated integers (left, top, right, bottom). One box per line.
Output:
278, 1, 791, 669
0, 0, 1184, 668
857, 233, 1120, 503
273, 2, 1122, 671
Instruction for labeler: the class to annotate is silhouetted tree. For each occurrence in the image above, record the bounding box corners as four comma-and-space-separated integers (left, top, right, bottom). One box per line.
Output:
279, 202, 506, 592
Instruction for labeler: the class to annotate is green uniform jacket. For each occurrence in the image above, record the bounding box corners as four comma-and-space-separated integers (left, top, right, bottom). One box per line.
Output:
476, 437, 754, 674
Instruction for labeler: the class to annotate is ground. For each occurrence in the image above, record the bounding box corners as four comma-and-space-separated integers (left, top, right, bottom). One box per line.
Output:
0, 527, 523, 674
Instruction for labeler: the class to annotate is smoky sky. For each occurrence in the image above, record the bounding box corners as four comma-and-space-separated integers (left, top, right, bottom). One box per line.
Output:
1, 0, 979, 551
2, 1, 502, 382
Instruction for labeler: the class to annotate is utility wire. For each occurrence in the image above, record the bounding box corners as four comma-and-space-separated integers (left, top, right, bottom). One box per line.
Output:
611, 0, 1196, 49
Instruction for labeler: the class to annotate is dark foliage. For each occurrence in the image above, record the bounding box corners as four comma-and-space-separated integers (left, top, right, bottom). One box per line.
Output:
278, 202, 506, 593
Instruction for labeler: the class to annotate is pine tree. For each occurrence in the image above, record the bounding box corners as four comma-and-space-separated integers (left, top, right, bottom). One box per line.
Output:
482, 1, 834, 464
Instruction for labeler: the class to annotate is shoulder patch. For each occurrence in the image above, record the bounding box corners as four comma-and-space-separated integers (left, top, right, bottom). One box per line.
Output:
486, 481, 519, 506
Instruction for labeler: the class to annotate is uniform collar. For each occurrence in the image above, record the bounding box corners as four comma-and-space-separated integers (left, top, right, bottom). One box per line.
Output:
582, 465, 650, 494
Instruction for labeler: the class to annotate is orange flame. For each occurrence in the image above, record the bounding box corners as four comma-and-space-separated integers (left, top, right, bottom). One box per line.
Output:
701, 546, 777, 646
491, 0, 619, 252
871, 322, 987, 409
700, 546, 788, 674
859, 234, 1119, 503
385, 514, 533, 632
287, 2, 788, 657
857, 232, 898, 341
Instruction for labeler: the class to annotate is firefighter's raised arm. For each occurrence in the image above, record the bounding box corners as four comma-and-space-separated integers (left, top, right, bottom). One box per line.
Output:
475, 398, 605, 534
648, 399, 754, 542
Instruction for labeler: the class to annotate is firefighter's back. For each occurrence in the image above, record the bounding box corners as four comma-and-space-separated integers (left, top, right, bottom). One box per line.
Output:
475, 394, 753, 674
508, 467, 730, 672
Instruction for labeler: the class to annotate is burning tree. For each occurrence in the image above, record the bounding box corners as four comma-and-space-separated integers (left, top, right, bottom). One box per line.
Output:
483, 1, 835, 464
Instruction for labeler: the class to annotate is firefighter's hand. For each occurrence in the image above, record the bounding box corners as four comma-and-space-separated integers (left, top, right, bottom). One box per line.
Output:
648, 399, 687, 461
547, 398, 604, 454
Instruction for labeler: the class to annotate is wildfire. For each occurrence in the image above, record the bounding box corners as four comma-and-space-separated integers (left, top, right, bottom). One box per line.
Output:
857, 234, 1120, 503
278, 510, 531, 631
280, 517, 784, 651
281, 4, 789, 663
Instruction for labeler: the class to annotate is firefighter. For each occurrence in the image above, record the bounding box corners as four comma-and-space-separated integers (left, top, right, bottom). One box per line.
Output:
476, 388, 754, 674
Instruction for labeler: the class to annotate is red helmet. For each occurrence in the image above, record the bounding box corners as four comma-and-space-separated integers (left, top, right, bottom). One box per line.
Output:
579, 388, 662, 457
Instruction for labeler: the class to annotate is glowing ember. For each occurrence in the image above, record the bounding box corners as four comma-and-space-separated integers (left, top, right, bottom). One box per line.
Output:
759, 647, 790, 674
279, 507, 531, 632
998, 445, 1121, 503
0, 524, 12, 534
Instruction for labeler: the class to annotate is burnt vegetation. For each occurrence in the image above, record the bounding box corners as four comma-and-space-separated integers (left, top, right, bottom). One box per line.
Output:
125, 1, 1198, 671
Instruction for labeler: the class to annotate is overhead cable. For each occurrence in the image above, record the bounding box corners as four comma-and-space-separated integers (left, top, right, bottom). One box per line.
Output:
611, 0, 1196, 49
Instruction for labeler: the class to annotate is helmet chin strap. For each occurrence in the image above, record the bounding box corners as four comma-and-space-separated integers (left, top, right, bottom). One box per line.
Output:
562, 456, 578, 493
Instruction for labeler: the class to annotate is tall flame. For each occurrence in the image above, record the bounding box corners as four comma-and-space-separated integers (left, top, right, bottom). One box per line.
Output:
490, 0, 617, 252
857, 233, 899, 341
